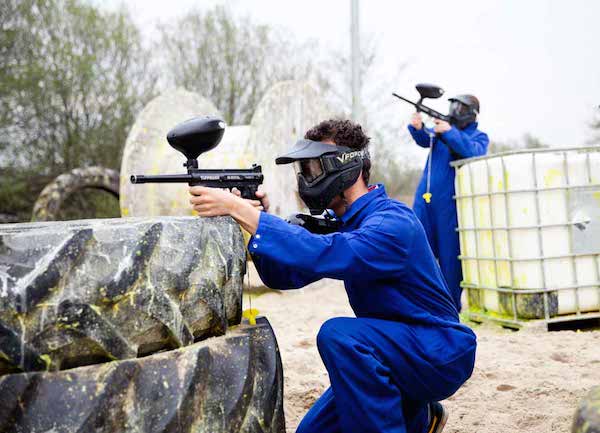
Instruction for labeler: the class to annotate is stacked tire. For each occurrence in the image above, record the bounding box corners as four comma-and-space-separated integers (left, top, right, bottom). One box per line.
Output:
573, 387, 600, 433
0, 217, 285, 433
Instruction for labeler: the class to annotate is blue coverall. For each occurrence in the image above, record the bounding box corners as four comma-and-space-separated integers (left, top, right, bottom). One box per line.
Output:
248, 185, 477, 433
408, 122, 489, 310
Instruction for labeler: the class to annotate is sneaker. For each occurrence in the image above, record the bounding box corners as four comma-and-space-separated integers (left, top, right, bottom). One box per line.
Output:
426, 401, 448, 433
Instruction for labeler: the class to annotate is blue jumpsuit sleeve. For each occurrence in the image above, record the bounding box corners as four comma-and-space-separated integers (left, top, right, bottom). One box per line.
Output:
439, 127, 489, 158
408, 125, 436, 148
251, 250, 320, 290
249, 212, 411, 287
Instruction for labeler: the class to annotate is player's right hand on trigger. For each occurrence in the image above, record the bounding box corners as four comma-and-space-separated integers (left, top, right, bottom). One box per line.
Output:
254, 190, 270, 213
231, 188, 270, 212
410, 112, 423, 130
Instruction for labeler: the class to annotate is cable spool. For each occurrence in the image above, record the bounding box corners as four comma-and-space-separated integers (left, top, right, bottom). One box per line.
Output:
120, 82, 334, 291
120, 81, 333, 220
119, 89, 221, 218
247, 80, 334, 217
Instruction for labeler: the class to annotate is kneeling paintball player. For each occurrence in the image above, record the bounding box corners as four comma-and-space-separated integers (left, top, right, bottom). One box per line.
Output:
189, 119, 476, 433
409, 95, 489, 311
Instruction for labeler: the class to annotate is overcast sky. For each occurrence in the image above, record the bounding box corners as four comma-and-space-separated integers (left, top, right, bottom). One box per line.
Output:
100, 0, 600, 152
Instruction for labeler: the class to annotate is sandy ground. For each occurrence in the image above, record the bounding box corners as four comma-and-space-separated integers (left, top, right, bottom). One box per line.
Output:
245, 278, 600, 433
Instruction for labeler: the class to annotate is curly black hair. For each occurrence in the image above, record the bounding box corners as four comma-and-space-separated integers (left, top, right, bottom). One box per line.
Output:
304, 119, 371, 184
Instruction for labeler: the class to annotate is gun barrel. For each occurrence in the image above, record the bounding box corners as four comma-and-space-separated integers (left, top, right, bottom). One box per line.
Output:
130, 167, 263, 200
392, 93, 416, 106
130, 174, 192, 184
392, 92, 450, 122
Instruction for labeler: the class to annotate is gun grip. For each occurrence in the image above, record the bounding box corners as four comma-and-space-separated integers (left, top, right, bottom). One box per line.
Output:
239, 185, 258, 200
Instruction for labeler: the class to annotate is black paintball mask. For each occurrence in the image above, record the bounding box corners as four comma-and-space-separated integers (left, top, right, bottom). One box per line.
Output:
448, 94, 480, 129
276, 139, 369, 215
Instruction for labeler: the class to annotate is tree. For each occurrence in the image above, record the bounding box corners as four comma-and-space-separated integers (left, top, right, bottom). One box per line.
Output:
158, 6, 316, 125
0, 0, 155, 172
319, 35, 415, 199
0, 0, 156, 220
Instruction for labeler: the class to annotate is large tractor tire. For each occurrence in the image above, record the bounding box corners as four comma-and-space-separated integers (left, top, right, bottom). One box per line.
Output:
0, 216, 245, 374
119, 89, 221, 218
0, 318, 285, 433
32, 166, 119, 221
573, 386, 600, 433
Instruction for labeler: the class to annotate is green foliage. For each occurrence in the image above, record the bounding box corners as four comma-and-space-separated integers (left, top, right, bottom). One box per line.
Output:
0, 0, 155, 220
54, 189, 120, 221
158, 5, 316, 125
316, 33, 416, 202
0, 169, 45, 222
1, 0, 155, 173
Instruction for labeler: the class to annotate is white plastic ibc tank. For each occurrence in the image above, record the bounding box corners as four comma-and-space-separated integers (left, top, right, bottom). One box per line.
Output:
454, 147, 600, 322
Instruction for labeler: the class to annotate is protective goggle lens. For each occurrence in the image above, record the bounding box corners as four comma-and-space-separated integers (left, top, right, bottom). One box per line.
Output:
294, 159, 324, 183
449, 101, 469, 116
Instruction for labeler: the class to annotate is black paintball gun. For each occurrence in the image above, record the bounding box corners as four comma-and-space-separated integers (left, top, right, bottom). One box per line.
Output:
130, 116, 264, 200
286, 213, 341, 235
392, 83, 451, 122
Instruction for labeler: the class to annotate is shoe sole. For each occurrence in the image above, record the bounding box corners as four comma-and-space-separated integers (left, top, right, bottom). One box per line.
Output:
427, 408, 449, 433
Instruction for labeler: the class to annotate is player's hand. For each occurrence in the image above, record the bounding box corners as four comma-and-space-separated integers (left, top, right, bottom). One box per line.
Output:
231, 188, 269, 212
254, 190, 270, 212
410, 113, 423, 130
190, 186, 261, 233
434, 119, 452, 134
189, 186, 242, 217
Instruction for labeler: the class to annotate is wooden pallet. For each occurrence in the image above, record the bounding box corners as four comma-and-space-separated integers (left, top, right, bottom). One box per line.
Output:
466, 310, 600, 331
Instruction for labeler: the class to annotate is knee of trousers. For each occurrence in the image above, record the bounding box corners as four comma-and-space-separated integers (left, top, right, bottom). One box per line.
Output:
316, 317, 355, 355
295, 418, 314, 433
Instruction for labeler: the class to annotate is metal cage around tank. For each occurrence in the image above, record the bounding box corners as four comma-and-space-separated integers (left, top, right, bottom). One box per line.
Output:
451, 146, 600, 329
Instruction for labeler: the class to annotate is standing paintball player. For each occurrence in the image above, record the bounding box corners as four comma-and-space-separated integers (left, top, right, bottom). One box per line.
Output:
190, 119, 476, 433
408, 95, 489, 311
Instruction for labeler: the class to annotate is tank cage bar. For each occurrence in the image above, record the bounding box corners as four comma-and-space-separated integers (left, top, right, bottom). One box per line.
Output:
467, 311, 600, 330
460, 282, 600, 294
452, 145, 600, 325
456, 219, 599, 231
459, 252, 600, 262
453, 184, 600, 200
450, 145, 600, 168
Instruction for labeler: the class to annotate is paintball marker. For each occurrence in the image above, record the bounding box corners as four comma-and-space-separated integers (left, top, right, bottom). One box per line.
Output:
286, 213, 341, 234
130, 116, 264, 201
392, 83, 451, 122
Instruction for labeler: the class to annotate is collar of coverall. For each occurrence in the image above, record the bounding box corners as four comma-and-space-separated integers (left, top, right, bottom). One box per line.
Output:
339, 184, 384, 225
460, 121, 478, 132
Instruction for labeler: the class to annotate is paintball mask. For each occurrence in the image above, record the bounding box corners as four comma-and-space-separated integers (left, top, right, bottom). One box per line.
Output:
276, 139, 369, 215
448, 94, 480, 129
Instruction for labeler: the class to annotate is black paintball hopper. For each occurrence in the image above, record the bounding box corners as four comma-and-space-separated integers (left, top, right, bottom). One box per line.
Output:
129, 116, 263, 200
415, 83, 444, 100
167, 116, 226, 160
275, 139, 350, 165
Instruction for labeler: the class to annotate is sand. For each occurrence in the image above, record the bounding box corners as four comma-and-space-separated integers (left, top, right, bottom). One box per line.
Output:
246, 279, 600, 433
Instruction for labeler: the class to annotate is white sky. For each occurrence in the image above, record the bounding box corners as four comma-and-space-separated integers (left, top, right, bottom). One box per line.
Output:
100, 0, 600, 151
